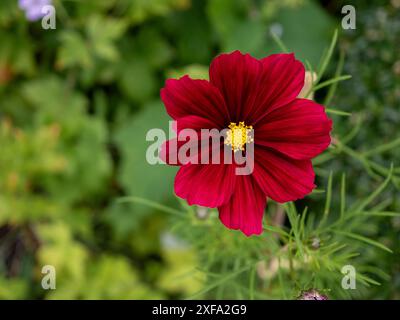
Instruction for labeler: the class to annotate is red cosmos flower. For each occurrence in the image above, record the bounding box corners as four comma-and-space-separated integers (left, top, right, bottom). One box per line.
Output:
160, 51, 332, 236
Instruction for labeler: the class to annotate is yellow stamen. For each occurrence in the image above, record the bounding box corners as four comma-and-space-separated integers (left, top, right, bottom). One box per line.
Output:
224, 122, 253, 152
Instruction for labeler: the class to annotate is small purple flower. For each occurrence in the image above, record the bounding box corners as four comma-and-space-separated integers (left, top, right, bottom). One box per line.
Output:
297, 289, 328, 300
19, 0, 52, 22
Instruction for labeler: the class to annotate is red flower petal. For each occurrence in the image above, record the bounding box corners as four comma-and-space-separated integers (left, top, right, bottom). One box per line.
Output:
159, 138, 184, 165
253, 148, 315, 203
161, 76, 229, 127
256, 98, 332, 160
159, 115, 224, 165
218, 175, 266, 236
175, 115, 220, 133
248, 53, 305, 124
174, 163, 236, 207
209, 50, 262, 122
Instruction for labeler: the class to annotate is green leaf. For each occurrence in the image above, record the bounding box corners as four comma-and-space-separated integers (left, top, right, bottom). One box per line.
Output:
362, 137, 400, 157
334, 230, 393, 253
340, 173, 346, 220
270, 31, 289, 53
318, 171, 333, 228
117, 57, 157, 103
265, 1, 336, 66
57, 31, 92, 69
312, 75, 352, 92
352, 164, 394, 212
187, 264, 251, 299
325, 108, 352, 116
324, 49, 345, 106
112, 101, 177, 233
117, 196, 184, 217
315, 29, 338, 84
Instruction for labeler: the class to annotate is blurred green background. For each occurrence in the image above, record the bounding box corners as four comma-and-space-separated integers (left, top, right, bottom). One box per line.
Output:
0, 0, 399, 299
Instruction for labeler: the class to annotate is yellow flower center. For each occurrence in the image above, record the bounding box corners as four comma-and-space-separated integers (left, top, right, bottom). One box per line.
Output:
224, 122, 253, 152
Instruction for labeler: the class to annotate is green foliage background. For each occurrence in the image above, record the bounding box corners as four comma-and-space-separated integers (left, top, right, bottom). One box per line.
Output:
0, 0, 399, 299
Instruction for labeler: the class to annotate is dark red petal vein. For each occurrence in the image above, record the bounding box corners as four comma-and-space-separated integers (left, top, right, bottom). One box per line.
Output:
218, 175, 266, 236
209, 50, 262, 122
174, 163, 236, 208
253, 147, 315, 203
256, 98, 332, 160
161, 75, 229, 127
248, 53, 305, 124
